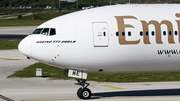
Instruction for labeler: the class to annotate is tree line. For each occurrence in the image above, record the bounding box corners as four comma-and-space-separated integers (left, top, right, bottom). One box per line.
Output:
0, 0, 180, 9
0, 0, 109, 8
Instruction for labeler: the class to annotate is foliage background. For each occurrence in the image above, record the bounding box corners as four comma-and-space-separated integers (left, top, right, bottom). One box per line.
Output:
1, 0, 180, 9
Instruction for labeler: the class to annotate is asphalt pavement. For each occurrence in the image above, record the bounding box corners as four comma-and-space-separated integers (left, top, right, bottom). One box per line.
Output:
0, 26, 37, 41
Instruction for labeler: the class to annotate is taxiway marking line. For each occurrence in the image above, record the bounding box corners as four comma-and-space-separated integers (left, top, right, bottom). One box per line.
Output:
0, 94, 13, 101
0, 58, 21, 60
102, 85, 123, 89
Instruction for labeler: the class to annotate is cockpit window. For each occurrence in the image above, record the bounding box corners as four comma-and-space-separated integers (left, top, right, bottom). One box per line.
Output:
41, 28, 49, 35
32, 28, 56, 36
32, 28, 43, 34
50, 28, 56, 36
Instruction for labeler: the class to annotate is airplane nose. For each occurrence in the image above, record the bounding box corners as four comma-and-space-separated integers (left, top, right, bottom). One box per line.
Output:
18, 36, 32, 57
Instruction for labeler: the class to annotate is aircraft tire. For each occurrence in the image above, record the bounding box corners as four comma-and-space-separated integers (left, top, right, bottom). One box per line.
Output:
77, 87, 92, 99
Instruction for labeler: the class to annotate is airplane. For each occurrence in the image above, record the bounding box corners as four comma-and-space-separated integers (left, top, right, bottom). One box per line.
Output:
18, 4, 180, 99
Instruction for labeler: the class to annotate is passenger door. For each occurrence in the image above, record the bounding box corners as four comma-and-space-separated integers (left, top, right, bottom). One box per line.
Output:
92, 22, 109, 47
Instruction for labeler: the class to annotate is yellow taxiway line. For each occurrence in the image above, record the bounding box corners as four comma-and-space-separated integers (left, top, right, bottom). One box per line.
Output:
102, 85, 124, 89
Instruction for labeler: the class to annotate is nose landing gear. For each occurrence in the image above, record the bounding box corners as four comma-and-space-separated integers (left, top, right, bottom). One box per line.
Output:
77, 87, 91, 99
64, 69, 91, 99
75, 79, 92, 99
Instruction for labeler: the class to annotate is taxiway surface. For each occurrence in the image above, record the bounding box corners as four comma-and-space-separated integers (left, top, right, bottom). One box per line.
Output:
0, 26, 37, 35
0, 26, 37, 41
0, 50, 180, 101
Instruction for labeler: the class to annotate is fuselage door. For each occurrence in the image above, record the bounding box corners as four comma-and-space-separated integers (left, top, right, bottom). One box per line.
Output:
93, 22, 109, 47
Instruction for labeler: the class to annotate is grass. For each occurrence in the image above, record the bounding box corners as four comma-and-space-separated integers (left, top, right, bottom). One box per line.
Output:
8, 63, 70, 79
8, 62, 180, 82
0, 20, 46, 26
21, 11, 71, 20
0, 41, 19, 49
0, 10, 78, 27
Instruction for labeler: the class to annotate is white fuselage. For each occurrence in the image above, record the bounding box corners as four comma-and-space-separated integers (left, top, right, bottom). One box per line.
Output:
19, 4, 180, 73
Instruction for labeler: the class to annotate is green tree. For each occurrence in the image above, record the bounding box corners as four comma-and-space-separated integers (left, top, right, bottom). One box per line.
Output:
18, 15, 22, 20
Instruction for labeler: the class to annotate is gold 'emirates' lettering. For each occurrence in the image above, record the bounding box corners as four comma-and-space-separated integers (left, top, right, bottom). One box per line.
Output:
115, 16, 140, 44
115, 13, 180, 45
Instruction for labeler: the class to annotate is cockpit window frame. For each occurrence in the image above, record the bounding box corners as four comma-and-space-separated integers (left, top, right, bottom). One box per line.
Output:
41, 28, 50, 36
32, 28, 56, 36
49, 28, 56, 36
32, 28, 43, 34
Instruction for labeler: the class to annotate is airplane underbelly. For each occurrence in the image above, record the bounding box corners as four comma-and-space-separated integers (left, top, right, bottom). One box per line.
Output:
87, 55, 180, 73
69, 44, 180, 73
